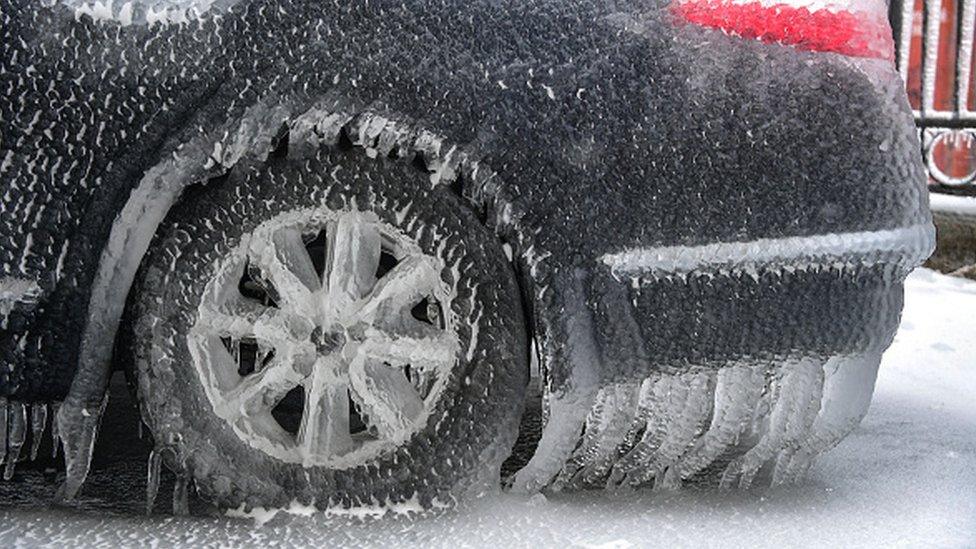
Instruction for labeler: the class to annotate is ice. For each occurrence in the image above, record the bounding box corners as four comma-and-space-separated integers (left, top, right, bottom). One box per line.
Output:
54, 396, 108, 501
0, 0, 938, 517
145, 448, 162, 514
772, 353, 882, 485
172, 474, 189, 516
721, 358, 825, 489
0, 277, 41, 320
604, 376, 664, 486
0, 399, 7, 466
62, 0, 239, 25
602, 225, 934, 279
510, 271, 602, 494
29, 403, 47, 461
631, 372, 714, 490
3, 401, 26, 480
49, 403, 60, 459
0, 270, 971, 545
672, 362, 766, 481
553, 382, 639, 488
67, 97, 292, 498
929, 192, 976, 218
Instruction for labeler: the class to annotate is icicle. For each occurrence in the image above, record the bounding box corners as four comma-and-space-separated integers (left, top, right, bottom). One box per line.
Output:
0, 397, 8, 466
555, 383, 640, 488
772, 353, 882, 485
55, 395, 108, 502
720, 357, 824, 489
29, 403, 47, 461
50, 402, 60, 459
673, 363, 765, 480
173, 473, 190, 516
608, 374, 679, 486
3, 402, 27, 480
146, 448, 162, 515
642, 372, 714, 490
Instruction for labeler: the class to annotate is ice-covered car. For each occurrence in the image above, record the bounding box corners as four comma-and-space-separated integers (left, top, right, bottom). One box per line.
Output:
0, 0, 934, 512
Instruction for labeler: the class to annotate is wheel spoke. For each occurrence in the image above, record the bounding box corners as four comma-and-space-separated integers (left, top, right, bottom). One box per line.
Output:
219, 354, 307, 420
348, 354, 425, 439
325, 213, 382, 317
249, 228, 320, 314
362, 327, 457, 373
198, 335, 244, 391
199, 298, 307, 346
274, 227, 323, 290
297, 356, 354, 459
358, 256, 441, 322
192, 211, 462, 467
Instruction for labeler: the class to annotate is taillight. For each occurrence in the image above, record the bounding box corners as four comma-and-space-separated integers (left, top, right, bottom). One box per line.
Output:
672, 0, 896, 60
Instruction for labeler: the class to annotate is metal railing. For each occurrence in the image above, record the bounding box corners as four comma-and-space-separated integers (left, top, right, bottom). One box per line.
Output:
892, 0, 976, 190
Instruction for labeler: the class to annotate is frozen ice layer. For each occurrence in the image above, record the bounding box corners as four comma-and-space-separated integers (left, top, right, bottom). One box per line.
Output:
1, 0, 933, 509
673, 0, 895, 59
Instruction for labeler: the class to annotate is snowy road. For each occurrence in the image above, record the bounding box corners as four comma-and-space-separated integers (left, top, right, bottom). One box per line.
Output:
1, 268, 974, 548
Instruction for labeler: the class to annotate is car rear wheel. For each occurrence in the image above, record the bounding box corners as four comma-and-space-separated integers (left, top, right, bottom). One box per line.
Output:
126, 147, 527, 511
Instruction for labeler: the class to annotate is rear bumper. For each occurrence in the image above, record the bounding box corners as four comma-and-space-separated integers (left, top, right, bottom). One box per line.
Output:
591, 223, 934, 374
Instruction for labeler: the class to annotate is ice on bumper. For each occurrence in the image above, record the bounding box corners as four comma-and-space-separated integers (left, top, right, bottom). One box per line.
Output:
514, 223, 934, 492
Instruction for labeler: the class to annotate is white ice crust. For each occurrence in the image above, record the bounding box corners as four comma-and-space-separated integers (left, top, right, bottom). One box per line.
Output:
600, 224, 935, 279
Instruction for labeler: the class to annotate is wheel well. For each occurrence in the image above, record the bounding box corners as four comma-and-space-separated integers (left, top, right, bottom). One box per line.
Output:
107, 107, 540, 411
105, 108, 545, 485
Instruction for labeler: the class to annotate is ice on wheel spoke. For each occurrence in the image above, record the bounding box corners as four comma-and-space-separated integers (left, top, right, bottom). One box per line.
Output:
184, 207, 462, 469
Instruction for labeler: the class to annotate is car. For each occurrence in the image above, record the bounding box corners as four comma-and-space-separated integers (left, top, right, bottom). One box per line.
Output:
0, 0, 934, 513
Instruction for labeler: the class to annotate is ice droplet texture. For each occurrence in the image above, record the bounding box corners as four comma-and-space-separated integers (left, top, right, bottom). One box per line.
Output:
1, 0, 934, 505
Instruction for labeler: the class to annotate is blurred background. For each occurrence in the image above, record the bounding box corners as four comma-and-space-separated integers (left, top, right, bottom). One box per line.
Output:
891, 0, 976, 277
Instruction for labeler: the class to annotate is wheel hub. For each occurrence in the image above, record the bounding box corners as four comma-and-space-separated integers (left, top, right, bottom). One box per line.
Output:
310, 326, 347, 356
188, 209, 460, 468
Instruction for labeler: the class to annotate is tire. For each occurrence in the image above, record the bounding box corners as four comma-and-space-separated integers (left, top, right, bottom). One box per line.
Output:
126, 145, 528, 511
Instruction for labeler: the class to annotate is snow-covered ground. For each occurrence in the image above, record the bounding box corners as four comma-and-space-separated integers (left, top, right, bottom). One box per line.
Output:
1, 268, 973, 547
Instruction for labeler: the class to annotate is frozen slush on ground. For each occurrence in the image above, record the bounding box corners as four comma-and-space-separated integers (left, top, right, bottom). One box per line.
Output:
0, 269, 972, 546
0, 0, 934, 514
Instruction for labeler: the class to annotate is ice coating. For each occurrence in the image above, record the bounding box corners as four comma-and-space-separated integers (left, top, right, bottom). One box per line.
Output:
3, 402, 26, 480
0, 399, 7, 467
672, 0, 895, 59
187, 208, 459, 467
2, 0, 933, 505
145, 448, 162, 514
60, 0, 242, 25
29, 403, 47, 461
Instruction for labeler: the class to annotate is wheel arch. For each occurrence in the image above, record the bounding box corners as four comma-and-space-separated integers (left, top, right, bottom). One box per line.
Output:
57, 97, 537, 498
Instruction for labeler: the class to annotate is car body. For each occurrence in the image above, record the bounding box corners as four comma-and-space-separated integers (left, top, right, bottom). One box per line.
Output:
0, 0, 934, 508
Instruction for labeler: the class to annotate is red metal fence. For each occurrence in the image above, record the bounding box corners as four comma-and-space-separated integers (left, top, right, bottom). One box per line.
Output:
893, 0, 976, 190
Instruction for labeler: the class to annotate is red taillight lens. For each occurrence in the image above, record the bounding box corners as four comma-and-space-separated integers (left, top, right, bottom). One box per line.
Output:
672, 0, 896, 60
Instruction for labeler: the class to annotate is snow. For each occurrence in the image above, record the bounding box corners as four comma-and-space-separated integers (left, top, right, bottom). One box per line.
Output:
1, 268, 974, 547
929, 192, 976, 218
